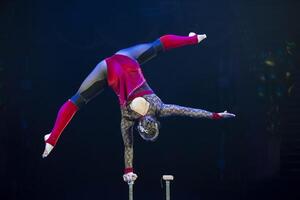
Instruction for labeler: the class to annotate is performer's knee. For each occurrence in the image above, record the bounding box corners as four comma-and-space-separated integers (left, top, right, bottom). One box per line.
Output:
137, 39, 163, 64
70, 93, 86, 109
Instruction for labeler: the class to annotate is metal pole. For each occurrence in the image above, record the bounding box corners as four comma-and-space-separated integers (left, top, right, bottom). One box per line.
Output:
166, 180, 170, 200
127, 174, 137, 200
163, 175, 174, 200
128, 182, 134, 200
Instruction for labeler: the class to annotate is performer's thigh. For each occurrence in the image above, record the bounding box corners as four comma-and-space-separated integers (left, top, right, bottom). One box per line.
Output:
116, 40, 163, 64
71, 60, 108, 107
117, 43, 153, 59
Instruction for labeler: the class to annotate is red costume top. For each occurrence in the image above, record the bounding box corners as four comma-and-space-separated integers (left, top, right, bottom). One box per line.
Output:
106, 54, 153, 107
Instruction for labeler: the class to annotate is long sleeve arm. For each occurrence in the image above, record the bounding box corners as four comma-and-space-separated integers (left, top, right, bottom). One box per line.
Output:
159, 104, 219, 119
121, 118, 135, 170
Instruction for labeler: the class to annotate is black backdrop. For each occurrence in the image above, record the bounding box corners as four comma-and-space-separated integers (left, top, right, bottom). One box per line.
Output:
1, 0, 299, 199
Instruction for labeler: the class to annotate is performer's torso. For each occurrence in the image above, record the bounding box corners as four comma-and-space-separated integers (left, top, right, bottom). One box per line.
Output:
106, 54, 153, 107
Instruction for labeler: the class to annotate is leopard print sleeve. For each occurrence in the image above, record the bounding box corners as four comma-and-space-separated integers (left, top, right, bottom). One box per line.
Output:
159, 104, 213, 119
120, 118, 135, 169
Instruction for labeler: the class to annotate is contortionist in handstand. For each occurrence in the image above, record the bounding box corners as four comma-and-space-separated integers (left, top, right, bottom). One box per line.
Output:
42, 32, 235, 184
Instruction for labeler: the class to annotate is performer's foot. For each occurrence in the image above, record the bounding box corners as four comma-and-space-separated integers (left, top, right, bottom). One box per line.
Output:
189, 32, 207, 43
188, 32, 196, 36
42, 133, 54, 158
44, 133, 50, 141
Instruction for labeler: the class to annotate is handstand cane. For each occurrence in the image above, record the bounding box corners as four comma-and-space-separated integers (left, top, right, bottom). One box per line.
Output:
162, 175, 174, 200
128, 177, 137, 200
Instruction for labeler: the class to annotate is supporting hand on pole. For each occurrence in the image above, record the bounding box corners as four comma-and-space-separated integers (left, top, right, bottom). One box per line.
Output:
123, 172, 137, 200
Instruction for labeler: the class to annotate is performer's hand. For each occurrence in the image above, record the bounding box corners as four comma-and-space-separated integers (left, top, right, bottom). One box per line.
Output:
123, 172, 138, 184
217, 111, 236, 118
189, 32, 207, 43
42, 133, 54, 158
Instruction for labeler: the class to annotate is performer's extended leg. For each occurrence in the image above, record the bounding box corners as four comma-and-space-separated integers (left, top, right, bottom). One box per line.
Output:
116, 34, 199, 65
45, 61, 108, 146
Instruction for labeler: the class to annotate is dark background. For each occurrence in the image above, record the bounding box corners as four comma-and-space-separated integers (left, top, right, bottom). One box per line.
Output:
1, 0, 299, 199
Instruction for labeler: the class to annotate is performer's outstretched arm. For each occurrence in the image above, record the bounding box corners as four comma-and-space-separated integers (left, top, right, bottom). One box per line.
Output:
121, 119, 138, 183
116, 32, 207, 65
159, 104, 235, 119
121, 119, 134, 169
42, 61, 108, 157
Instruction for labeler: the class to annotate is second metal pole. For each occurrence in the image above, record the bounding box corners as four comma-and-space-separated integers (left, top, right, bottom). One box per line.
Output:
165, 180, 170, 200
162, 175, 174, 200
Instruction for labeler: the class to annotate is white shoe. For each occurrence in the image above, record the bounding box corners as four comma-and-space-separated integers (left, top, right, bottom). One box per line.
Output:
189, 32, 196, 37
197, 34, 207, 43
189, 32, 207, 43
44, 133, 50, 141
42, 133, 54, 158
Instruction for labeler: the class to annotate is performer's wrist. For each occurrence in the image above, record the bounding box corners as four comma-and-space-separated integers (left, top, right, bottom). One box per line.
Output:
211, 113, 222, 120
124, 167, 134, 174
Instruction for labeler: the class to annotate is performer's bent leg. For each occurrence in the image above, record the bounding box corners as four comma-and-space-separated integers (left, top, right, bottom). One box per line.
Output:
45, 61, 108, 146
45, 100, 79, 146
116, 34, 199, 65
159, 104, 222, 119
159, 34, 198, 51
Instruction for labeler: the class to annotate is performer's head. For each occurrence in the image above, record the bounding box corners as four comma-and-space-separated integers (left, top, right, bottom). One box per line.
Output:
137, 115, 160, 142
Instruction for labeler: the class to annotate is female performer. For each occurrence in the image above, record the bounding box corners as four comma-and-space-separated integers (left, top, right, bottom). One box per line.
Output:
42, 32, 235, 184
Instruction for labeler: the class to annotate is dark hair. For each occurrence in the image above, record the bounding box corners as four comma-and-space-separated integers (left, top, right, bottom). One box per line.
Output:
137, 115, 160, 142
